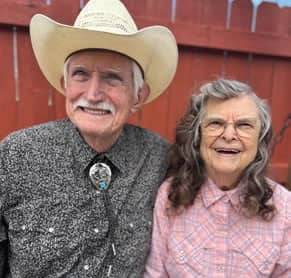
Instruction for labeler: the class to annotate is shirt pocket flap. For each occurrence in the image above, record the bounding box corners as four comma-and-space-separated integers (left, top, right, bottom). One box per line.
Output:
230, 236, 280, 274
117, 212, 153, 266
168, 231, 213, 276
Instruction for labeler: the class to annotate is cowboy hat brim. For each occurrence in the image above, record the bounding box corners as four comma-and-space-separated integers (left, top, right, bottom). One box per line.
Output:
30, 14, 178, 103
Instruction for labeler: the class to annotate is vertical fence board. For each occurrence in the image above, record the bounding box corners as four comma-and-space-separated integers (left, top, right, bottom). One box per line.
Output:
0, 27, 17, 138
191, 48, 225, 86
271, 59, 291, 164
248, 55, 274, 100
145, 0, 172, 20
166, 46, 196, 141
256, 3, 289, 35
229, 0, 253, 32
201, 0, 228, 28
121, 0, 147, 18
140, 90, 170, 138
16, 29, 51, 129
175, 0, 203, 24
224, 52, 251, 82
53, 92, 66, 120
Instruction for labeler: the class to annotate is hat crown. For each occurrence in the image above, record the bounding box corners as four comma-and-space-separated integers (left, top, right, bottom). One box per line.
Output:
74, 0, 138, 34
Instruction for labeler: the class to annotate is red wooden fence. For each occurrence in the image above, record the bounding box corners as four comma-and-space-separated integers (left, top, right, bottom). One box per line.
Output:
0, 0, 290, 185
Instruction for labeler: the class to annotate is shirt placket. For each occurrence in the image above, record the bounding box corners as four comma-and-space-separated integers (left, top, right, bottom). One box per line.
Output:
211, 195, 230, 277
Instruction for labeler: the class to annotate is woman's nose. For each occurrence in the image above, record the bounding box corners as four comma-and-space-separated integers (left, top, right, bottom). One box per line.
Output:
221, 123, 238, 141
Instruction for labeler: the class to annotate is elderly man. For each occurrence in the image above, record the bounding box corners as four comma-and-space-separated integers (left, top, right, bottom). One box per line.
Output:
0, 0, 178, 277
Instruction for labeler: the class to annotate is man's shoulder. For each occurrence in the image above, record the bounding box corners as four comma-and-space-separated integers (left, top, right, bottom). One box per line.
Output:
1, 119, 70, 149
124, 124, 170, 152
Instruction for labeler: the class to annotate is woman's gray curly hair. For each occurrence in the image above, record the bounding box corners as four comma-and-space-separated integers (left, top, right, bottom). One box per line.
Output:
167, 78, 275, 220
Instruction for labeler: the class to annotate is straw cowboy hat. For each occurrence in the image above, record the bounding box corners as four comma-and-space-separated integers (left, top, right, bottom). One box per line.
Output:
30, 0, 178, 103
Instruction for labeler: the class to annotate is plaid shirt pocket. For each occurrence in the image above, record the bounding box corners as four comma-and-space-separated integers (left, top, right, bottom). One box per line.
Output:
230, 233, 280, 276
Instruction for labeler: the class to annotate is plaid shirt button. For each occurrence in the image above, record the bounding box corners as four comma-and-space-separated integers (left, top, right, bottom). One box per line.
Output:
217, 265, 224, 272
263, 263, 270, 270
178, 251, 186, 262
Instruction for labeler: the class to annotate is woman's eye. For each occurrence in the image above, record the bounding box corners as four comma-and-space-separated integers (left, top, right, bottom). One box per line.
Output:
208, 121, 223, 127
237, 122, 252, 129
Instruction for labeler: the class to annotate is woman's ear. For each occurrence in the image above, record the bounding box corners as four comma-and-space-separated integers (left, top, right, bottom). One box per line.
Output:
130, 84, 150, 114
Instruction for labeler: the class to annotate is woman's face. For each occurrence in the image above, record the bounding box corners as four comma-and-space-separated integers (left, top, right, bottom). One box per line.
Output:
200, 95, 261, 189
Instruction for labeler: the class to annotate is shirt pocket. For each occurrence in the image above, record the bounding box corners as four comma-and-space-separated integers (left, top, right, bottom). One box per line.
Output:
167, 227, 215, 276
229, 235, 280, 276
7, 202, 71, 268
117, 211, 153, 266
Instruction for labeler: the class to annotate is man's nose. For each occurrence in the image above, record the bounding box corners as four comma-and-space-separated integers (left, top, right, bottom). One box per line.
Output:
221, 123, 238, 141
85, 73, 104, 101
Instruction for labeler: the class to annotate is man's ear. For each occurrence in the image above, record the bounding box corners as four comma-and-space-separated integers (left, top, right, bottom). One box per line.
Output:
60, 76, 66, 91
130, 84, 150, 114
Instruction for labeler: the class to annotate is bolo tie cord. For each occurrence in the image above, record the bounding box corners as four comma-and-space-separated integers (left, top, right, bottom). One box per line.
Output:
100, 192, 118, 277
88, 158, 118, 277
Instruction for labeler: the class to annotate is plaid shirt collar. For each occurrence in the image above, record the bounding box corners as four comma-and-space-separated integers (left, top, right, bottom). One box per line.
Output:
201, 178, 242, 213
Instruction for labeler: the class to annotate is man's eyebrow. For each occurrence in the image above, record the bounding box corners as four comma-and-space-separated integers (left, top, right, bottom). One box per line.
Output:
70, 64, 87, 69
69, 65, 124, 73
100, 67, 123, 73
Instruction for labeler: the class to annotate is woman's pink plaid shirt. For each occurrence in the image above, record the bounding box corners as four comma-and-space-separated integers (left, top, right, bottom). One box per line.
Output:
144, 179, 291, 277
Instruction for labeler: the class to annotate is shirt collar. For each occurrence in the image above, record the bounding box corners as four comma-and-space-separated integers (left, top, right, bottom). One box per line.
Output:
65, 120, 98, 172
201, 178, 241, 212
67, 121, 137, 175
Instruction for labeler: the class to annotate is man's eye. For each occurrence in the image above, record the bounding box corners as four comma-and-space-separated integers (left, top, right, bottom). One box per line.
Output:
72, 70, 88, 77
102, 73, 124, 86
71, 69, 90, 81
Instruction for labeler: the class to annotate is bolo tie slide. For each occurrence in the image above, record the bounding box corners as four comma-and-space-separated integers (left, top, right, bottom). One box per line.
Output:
89, 162, 112, 191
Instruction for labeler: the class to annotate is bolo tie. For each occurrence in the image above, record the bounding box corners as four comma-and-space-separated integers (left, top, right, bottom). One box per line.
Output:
88, 155, 118, 277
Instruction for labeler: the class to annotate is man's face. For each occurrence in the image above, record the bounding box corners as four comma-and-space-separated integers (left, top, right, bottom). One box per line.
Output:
64, 50, 143, 147
200, 95, 261, 188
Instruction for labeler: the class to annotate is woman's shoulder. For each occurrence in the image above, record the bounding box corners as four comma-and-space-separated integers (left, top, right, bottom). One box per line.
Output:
158, 177, 172, 195
268, 178, 291, 200
268, 178, 291, 222
155, 178, 173, 208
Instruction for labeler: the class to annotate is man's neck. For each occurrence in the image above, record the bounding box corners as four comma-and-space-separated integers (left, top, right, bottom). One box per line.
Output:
81, 130, 122, 153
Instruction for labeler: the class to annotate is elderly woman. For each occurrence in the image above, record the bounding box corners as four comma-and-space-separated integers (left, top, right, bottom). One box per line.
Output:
144, 79, 291, 277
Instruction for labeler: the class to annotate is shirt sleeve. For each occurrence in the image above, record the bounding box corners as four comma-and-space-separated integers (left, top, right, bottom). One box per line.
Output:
144, 180, 171, 278
0, 219, 8, 277
271, 190, 291, 277
0, 140, 9, 277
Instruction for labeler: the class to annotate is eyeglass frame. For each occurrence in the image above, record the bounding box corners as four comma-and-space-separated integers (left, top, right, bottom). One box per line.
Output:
201, 116, 261, 138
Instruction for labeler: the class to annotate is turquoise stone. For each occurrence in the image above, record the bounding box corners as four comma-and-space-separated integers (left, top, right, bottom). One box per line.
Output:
99, 181, 107, 189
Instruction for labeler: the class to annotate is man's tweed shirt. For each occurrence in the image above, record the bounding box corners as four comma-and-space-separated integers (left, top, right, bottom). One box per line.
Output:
0, 119, 169, 277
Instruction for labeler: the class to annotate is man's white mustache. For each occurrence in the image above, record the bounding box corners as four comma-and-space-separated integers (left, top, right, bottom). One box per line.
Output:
73, 99, 115, 114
